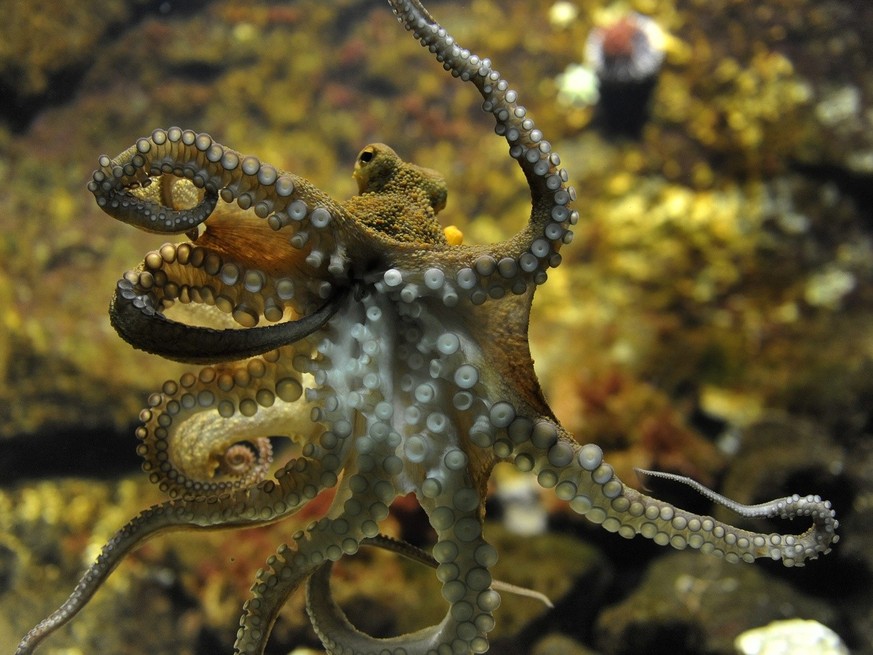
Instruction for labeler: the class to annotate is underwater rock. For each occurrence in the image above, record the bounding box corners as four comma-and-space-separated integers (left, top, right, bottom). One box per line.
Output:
1, 0, 871, 652
531, 632, 599, 655
841, 439, 873, 570
714, 417, 844, 530
734, 619, 848, 655
0, 0, 133, 128
835, 438, 873, 652
594, 551, 840, 655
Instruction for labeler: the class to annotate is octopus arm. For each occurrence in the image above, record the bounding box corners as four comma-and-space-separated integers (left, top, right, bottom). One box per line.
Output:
16, 346, 347, 655
110, 279, 346, 363
14, 450, 336, 655
304, 536, 552, 654
504, 419, 838, 566
387, 0, 838, 568
136, 347, 318, 498
234, 464, 399, 654
306, 559, 453, 655
288, 466, 498, 655
387, 0, 577, 302
88, 127, 354, 237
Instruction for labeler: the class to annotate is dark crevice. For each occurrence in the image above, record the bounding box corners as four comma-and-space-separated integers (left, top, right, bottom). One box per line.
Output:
1, 0, 214, 133
0, 423, 141, 484
791, 160, 873, 220
0, 63, 91, 133
165, 61, 227, 84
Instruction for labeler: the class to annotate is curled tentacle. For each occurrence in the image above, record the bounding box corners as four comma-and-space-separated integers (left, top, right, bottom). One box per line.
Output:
88, 129, 393, 301
17, 337, 352, 655
136, 347, 310, 498
107, 201, 362, 362
306, 559, 448, 655
220, 441, 272, 478
635, 468, 838, 555
88, 127, 347, 236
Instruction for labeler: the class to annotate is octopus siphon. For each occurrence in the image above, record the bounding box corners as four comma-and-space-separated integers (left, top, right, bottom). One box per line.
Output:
17, 1, 838, 654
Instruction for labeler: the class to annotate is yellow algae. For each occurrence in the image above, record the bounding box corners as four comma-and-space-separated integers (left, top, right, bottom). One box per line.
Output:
1, 0, 870, 651
606, 172, 635, 196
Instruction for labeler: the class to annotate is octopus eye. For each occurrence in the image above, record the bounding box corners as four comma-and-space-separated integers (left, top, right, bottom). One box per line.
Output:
359, 148, 375, 164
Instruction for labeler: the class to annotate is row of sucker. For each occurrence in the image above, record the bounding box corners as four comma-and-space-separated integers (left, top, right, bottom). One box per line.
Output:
118, 240, 326, 330
88, 127, 348, 238
234, 281, 499, 652
87, 128, 359, 289
235, 461, 394, 653
304, 461, 496, 654
387, 0, 579, 301
137, 347, 314, 499
327, 262, 497, 653
478, 404, 838, 566
374, 256, 542, 309
15, 411, 346, 655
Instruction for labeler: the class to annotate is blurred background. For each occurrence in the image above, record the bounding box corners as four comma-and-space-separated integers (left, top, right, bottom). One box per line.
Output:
1, 0, 871, 653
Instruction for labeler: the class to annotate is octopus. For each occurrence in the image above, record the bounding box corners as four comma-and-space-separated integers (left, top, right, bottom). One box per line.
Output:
17, 1, 838, 654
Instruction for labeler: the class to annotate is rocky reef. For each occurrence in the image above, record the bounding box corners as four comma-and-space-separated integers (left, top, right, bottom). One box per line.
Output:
1, 0, 871, 653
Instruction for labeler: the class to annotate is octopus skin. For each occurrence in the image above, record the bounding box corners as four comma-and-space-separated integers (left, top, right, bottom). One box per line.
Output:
16, 1, 838, 654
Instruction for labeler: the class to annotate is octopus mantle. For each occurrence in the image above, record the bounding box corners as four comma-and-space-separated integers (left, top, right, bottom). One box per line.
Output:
17, 1, 837, 654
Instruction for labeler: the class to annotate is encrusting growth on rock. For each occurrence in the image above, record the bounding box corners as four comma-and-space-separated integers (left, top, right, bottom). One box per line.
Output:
16, 1, 837, 654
